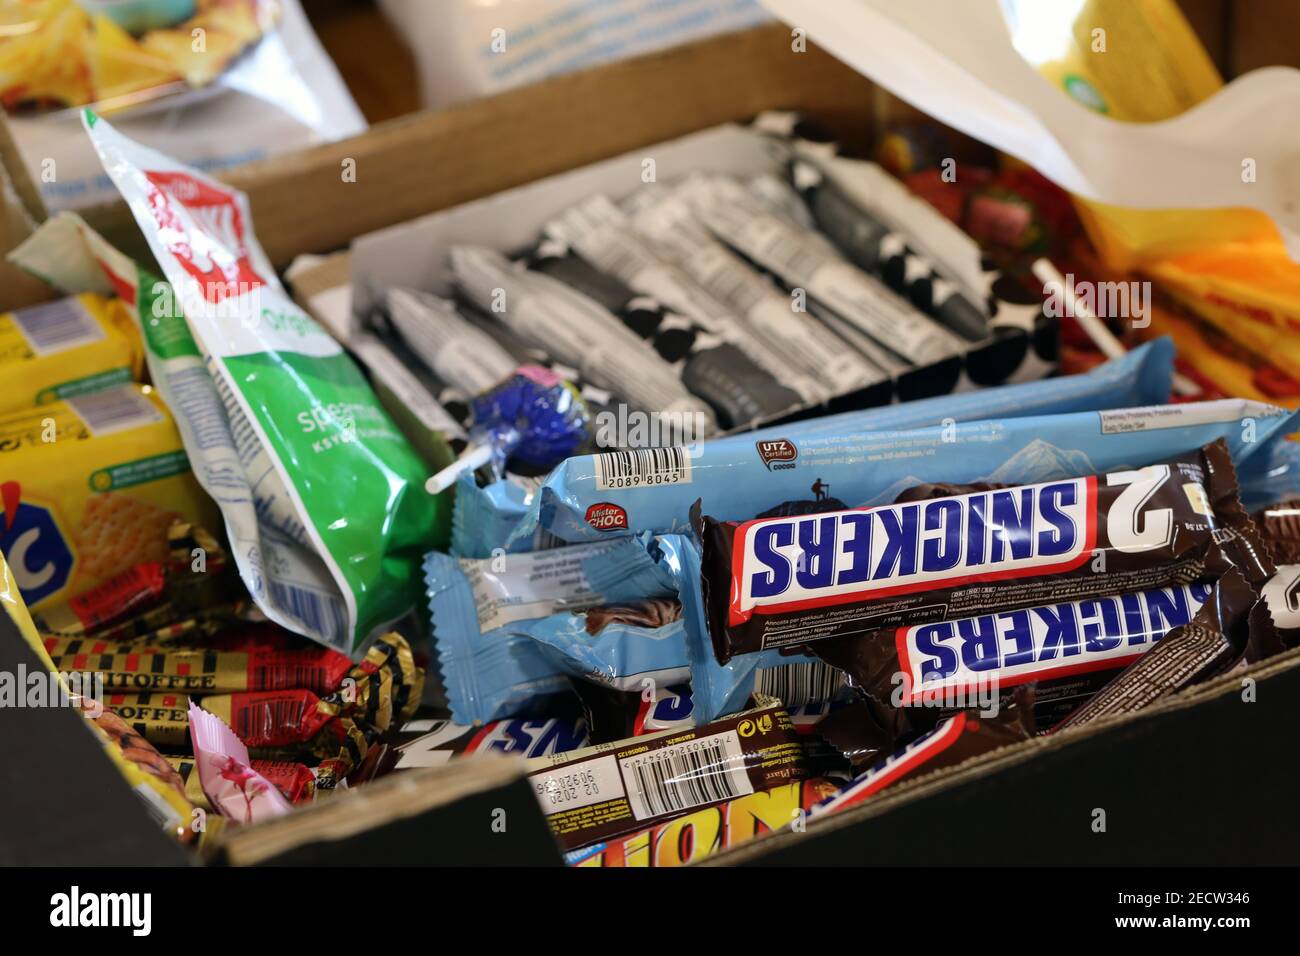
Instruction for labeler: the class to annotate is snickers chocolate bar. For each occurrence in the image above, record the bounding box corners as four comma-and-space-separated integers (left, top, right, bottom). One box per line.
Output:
814, 582, 1216, 730
392, 717, 590, 769
815, 704, 1032, 817
701, 441, 1268, 663
1246, 501, 1300, 659
1254, 565, 1300, 657
1254, 499, 1300, 564
1053, 569, 1263, 730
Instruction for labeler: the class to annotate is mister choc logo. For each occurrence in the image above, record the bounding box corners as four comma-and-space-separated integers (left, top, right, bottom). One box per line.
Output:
585, 502, 628, 532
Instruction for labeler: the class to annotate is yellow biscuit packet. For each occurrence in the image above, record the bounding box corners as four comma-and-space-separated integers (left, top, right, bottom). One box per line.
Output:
0, 533, 47, 664
0, 383, 217, 611
0, 293, 143, 414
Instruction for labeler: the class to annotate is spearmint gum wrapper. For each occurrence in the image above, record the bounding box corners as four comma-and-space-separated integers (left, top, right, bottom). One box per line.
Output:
529, 243, 804, 429
624, 184, 888, 400
450, 246, 719, 436
426, 533, 682, 725
681, 174, 966, 365
543, 195, 828, 408
78, 112, 445, 654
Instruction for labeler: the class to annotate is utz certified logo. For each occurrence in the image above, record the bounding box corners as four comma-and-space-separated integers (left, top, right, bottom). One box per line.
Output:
756, 438, 798, 471
585, 502, 628, 532
143, 170, 266, 303
0, 481, 73, 607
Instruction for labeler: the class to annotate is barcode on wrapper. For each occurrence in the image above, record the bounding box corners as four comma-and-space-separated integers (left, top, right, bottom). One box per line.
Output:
754, 661, 846, 707
11, 298, 106, 355
233, 696, 303, 743
267, 579, 348, 648
532, 527, 568, 551
593, 447, 692, 491
618, 730, 752, 820
67, 387, 162, 437
251, 664, 329, 693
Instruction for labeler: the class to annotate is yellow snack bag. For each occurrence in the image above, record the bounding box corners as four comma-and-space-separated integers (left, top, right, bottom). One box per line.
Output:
1145, 242, 1300, 384
0, 292, 143, 413
1020, 0, 1300, 373
1136, 302, 1300, 408
1, 543, 197, 840
0, 383, 217, 611
1035, 0, 1221, 125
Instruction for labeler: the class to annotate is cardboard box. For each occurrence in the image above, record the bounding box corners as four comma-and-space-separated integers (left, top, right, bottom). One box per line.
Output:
2, 22, 1299, 867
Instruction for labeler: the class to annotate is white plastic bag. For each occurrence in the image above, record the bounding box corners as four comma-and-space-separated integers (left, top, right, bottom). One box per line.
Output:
759, 0, 1300, 259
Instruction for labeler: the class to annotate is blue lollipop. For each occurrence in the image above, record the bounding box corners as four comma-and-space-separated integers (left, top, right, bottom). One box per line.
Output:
427, 365, 590, 494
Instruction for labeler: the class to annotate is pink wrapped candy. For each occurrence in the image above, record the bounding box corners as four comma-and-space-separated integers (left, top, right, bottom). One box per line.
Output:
188, 700, 293, 824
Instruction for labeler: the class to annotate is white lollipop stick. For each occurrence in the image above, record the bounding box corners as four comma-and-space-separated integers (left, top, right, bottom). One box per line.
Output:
426, 443, 493, 495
